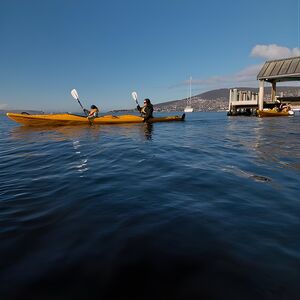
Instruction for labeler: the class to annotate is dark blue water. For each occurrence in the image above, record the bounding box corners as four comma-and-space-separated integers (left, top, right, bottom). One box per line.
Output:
1, 112, 300, 300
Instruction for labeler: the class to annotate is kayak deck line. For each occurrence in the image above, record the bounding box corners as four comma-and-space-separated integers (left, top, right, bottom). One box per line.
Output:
6, 113, 185, 126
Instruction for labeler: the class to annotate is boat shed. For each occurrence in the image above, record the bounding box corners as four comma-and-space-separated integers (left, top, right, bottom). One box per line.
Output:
257, 56, 300, 110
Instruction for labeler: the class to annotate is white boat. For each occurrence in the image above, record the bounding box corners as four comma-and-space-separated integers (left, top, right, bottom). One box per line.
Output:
184, 106, 193, 113
184, 76, 194, 113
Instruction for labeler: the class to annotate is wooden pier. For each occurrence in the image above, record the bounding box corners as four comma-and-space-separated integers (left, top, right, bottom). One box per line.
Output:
227, 89, 258, 116
228, 56, 300, 116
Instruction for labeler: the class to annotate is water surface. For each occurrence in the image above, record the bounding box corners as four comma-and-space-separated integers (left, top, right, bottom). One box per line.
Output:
1, 112, 300, 299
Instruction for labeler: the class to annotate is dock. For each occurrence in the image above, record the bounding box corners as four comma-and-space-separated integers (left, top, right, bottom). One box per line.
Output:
228, 56, 300, 115
227, 89, 258, 116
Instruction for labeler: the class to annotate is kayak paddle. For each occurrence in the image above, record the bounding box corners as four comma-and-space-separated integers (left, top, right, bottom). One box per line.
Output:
71, 89, 88, 116
131, 91, 139, 106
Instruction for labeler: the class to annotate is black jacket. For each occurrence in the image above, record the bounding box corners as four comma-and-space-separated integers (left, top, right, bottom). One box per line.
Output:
137, 104, 153, 121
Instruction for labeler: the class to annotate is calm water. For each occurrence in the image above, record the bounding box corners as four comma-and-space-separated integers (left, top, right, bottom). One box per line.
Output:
1, 112, 300, 300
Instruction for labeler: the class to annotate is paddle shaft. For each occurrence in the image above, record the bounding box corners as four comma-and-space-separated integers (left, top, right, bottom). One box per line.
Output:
77, 99, 85, 113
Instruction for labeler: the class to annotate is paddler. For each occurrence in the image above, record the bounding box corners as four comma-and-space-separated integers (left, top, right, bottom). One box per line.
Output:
137, 98, 153, 122
85, 105, 99, 119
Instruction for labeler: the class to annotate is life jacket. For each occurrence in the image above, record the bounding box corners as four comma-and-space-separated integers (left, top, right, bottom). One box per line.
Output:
141, 106, 147, 115
89, 109, 99, 118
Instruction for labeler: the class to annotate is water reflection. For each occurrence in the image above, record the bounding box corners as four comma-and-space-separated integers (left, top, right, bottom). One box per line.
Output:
253, 118, 300, 171
9, 125, 98, 142
143, 123, 153, 140
9, 122, 155, 142
9, 123, 155, 177
71, 140, 89, 176
223, 116, 300, 179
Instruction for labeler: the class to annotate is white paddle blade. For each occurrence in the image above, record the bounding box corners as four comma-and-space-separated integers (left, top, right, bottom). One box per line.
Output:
131, 91, 138, 102
71, 89, 79, 100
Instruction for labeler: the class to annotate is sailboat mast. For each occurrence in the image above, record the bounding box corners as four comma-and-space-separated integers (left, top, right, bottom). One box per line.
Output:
184, 76, 194, 112
189, 76, 192, 103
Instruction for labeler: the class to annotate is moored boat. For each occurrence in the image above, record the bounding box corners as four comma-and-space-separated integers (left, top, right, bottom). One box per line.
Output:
184, 76, 194, 113
257, 109, 294, 117
184, 106, 194, 113
6, 112, 185, 126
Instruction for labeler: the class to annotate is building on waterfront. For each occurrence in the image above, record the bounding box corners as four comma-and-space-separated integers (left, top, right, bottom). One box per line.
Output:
228, 56, 300, 115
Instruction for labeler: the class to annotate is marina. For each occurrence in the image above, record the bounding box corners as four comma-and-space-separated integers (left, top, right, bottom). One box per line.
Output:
228, 56, 300, 116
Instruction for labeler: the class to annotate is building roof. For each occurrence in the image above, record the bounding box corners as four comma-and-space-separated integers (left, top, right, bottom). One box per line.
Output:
257, 56, 300, 81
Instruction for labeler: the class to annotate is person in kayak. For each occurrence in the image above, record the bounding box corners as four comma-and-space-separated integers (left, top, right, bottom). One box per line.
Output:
137, 98, 153, 122
85, 105, 99, 119
279, 103, 291, 112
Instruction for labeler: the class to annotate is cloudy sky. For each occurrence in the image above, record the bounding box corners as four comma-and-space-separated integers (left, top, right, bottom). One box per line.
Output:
1, 0, 300, 111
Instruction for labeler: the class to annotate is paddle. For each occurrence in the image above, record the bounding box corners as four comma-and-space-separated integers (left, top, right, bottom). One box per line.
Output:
132, 91, 147, 122
131, 91, 139, 106
71, 89, 88, 116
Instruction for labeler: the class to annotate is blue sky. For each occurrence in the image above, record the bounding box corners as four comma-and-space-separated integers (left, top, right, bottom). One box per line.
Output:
1, 0, 300, 111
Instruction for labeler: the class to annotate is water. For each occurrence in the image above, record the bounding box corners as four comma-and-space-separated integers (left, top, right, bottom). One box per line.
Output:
1, 112, 300, 300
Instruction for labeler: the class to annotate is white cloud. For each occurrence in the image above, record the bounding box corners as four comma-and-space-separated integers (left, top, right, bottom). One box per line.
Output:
173, 44, 300, 92
176, 64, 262, 90
236, 64, 262, 78
251, 44, 300, 60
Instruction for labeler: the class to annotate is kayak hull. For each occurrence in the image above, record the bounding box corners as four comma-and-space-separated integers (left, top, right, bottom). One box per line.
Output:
6, 113, 185, 126
257, 110, 294, 117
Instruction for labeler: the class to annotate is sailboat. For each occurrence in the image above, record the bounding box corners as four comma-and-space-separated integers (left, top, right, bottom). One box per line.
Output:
184, 76, 194, 113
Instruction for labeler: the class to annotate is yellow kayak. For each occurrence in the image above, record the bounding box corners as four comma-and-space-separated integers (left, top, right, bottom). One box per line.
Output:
257, 109, 294, 117
7, 112, 185, 126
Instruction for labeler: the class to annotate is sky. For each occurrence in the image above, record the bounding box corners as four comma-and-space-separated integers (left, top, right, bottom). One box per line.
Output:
1, 0, 300, 112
